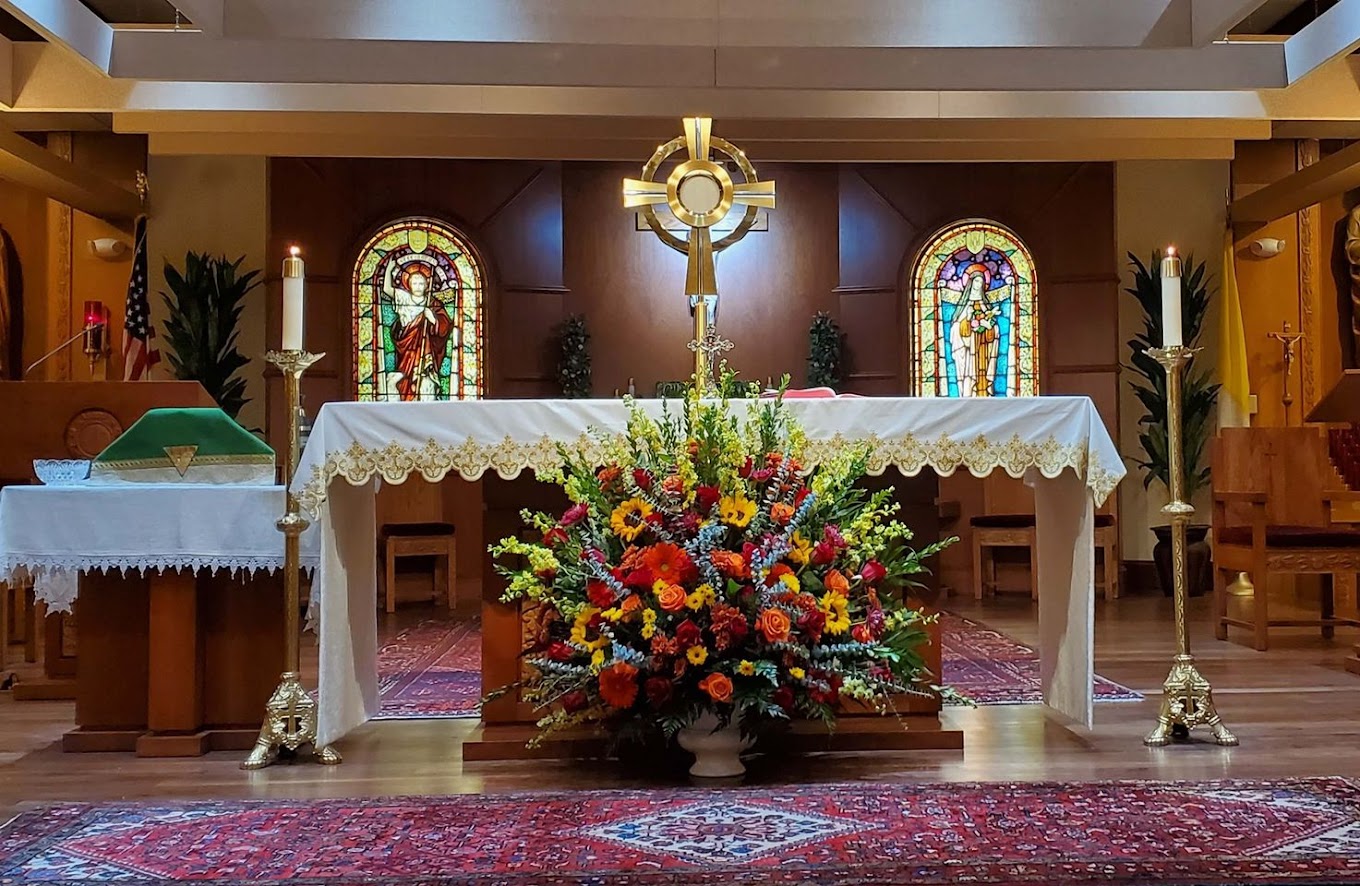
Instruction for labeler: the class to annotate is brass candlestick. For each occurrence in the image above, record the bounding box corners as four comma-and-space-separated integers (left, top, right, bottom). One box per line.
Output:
1144, 344, 1238, 747
242, 349, 341, 770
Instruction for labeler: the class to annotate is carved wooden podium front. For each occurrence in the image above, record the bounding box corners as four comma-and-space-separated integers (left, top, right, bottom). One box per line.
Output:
0, 381, 214, 701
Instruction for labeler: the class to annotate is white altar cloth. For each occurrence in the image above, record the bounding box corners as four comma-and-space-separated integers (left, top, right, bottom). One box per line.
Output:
294, 397, 1124, 748
0, 483, 318, 613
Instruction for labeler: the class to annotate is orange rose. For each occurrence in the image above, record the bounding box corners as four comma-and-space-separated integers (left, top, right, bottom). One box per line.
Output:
823, 568, 850, 596
598, 661, 639, 708
770, 502, 795, 525
655, 581, 688, 613
621, 594, 643, 614
698, 672, 734, 703
758, 607, 792, 643
710, 550, 749, 579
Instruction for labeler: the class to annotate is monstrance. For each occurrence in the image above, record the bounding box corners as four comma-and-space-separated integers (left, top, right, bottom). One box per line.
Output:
623, 117, 775, 391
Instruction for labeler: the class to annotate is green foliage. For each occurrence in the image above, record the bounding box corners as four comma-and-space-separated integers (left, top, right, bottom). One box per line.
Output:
807, 311, 843, 389
1124, 252, 1220, 500
160, 252, 261, 421
555, 314, 592, 398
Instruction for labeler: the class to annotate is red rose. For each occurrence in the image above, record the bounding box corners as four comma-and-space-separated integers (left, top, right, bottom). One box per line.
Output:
644, 676, 673, 707
765, 563, 794, 587
632, 468, 653, 490
587, 580, 615, 609
676, 619, 703, 648
545, 641, 574, 662
859, 560, 887, 585
811, 541, 837, 565
794, 487, 811, 508
772, 686, 794, 711
561, 690, 589, 713
561, 502, 589, 526
542, 526, 568, 547
694, 485, 721, 514
739, 456, 754, 478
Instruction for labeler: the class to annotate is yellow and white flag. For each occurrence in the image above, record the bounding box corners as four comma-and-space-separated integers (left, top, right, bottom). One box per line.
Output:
1218, 230, 1251, 428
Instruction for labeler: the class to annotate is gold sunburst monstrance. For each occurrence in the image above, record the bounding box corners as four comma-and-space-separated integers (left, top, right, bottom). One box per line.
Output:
623, 118, 776, 389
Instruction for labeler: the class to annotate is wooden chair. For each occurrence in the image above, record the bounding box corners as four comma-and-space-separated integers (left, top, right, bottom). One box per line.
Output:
378, 522, 457, 614
971, 513, 1118, 601
1211, 427, 1360, 651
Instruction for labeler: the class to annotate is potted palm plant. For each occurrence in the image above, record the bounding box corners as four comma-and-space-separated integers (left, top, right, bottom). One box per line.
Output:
161, 252, 261, 422
1124, 252, 1220, 596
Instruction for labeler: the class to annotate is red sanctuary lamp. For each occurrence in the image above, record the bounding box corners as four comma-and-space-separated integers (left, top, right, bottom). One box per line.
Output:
81, 300, 110, 370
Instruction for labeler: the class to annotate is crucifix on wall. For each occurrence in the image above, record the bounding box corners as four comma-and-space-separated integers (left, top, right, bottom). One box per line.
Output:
623, 118, 776, 390
1269, 321, 1305, 409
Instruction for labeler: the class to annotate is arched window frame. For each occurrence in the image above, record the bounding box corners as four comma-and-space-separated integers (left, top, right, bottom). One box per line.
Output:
909, 219, 1039, 398
351, 216, 486, 401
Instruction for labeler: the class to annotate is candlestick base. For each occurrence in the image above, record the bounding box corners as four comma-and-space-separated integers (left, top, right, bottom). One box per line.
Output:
241, 671, 342, 769
1143, 654, 1238, 747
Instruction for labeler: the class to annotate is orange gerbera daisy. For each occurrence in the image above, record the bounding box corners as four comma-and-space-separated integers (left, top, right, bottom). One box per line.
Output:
598, 661, 639, 709
643, 542, 693, 585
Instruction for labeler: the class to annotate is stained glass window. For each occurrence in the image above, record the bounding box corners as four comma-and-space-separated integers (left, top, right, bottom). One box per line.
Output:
910, 220, 1038, 397
352, 217, 484, 401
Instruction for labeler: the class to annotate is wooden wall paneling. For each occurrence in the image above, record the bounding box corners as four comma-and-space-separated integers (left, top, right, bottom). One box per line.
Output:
1232, 141, 1303, 428
838, 167, 916, 290
498, 288, 564, 397
562, 162, 839, 396
837, 288, 901, 394
440, 475, 484, 592
1298, 140, 1322, 415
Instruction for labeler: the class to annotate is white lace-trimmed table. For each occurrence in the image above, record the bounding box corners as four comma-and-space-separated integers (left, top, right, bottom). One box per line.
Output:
294, 397, 1125, 749
0, 483, 318, 755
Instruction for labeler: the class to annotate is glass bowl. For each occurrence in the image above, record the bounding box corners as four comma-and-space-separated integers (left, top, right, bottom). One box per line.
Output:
33, 459, 91, 486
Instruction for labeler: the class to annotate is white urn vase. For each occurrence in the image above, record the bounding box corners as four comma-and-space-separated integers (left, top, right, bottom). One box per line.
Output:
676, 710, 753, 778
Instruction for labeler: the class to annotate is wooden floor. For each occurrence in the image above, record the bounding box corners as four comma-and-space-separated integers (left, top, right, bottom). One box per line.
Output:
2, 590, 1358, 820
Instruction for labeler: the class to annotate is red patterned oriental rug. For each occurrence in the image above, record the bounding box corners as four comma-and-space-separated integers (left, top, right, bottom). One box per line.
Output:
940, 612, 1143, 705
371, 613, 1139, 719
3, 779, 1359, 884
375, 619, 481, 720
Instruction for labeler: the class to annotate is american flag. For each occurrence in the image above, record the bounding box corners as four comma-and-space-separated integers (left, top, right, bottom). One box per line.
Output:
122, 215, 159, 380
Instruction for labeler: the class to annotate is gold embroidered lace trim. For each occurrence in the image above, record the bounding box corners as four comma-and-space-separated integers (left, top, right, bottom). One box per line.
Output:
295, 431, 1122, 516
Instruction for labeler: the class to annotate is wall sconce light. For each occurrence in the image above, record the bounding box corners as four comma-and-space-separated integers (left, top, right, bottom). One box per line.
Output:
88, 238, 129, 261
82, 300, 110, 369
1249, 238, 1286, 258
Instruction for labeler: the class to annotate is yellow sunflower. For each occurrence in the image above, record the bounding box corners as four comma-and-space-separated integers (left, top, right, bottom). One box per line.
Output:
609, 498, 654, 542
719, 494, 756, 528
820, 590, 851, 635
787, 532, 812, 566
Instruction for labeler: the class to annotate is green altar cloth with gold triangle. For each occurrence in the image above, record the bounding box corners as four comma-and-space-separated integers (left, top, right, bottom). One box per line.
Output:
89, 407, 275, 485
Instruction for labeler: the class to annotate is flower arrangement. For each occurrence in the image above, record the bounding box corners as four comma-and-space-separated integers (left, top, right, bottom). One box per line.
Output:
491, 392, 954, 747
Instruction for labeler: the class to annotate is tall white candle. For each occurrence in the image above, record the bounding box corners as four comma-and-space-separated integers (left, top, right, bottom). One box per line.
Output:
1160, 246, 1183, 348
282, 246, 305, 351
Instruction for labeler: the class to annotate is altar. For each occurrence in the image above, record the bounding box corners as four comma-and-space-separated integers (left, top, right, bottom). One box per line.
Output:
296, 395, 1123, 749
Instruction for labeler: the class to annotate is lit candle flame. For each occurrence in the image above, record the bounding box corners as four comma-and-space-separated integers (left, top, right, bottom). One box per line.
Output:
1166, 245, 1177, 257
289, 246, 301, 257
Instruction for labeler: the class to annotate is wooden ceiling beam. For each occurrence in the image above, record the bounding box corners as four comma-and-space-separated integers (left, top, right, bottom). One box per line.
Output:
0, 37, 12, 108
1284, 0, 1360, 84
1190, 0, 1273, 45
1230, 138, 1360, 224
0, 0, 111, 73
0, 125, 140, 222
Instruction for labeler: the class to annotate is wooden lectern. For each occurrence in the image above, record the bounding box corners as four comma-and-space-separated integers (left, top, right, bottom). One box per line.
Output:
1308, 369, 1360, 676
0, 381, 214, 699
